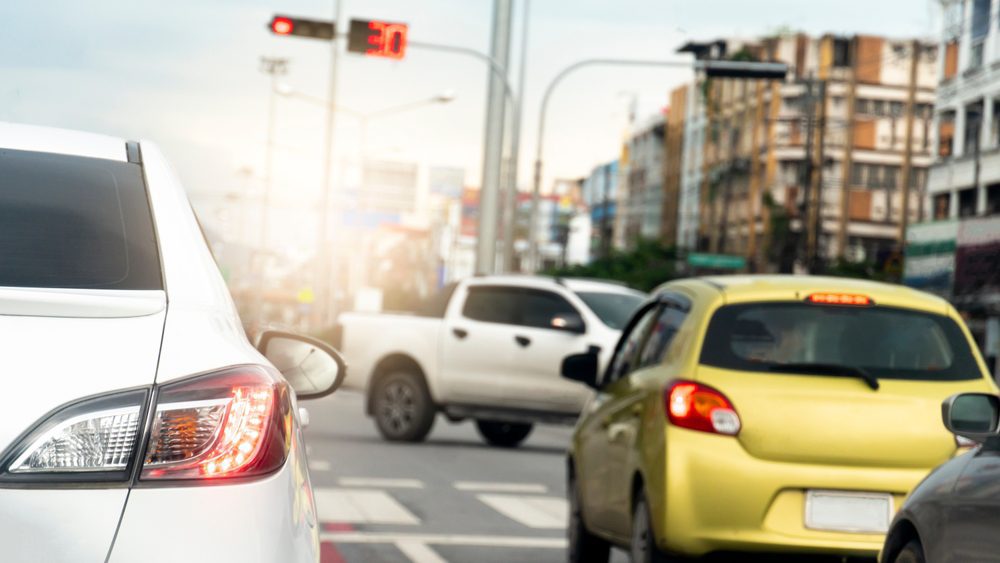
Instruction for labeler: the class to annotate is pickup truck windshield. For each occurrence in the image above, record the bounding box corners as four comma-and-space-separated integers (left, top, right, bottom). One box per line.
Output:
0, 149, 162, 290
575, 291, 644, 330
700, 302, 981, 381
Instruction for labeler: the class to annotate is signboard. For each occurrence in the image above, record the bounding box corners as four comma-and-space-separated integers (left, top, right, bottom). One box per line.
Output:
904, 221, 958, 295
687, 253, 746, 270
954, 216, 1000, 299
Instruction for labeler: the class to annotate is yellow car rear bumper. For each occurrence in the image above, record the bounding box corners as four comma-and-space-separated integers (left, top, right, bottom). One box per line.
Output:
657, 427, 937, 557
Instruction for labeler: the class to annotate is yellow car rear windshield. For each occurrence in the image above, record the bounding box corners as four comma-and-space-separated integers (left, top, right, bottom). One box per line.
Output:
700, 302, 981, 382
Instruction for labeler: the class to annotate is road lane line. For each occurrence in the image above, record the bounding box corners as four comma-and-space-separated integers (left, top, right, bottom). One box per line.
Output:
339, 477, 424, 489
314, 488, 420, 525
453, 481, 548, 493
395, 541, 447, 563
477, 494, 567, 529
320, 531, 566, 549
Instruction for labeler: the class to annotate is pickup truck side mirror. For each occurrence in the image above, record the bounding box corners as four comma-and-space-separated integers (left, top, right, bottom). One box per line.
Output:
942, 393, 1000, 443
551, 313, 586, 334
561, 346, 601, 389
257, 331, 347, 400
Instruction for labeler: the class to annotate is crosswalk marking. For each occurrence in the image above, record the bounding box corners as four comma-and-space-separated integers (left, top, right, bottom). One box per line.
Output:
395, 541, 447, 563
453, 481, 548, 494
314, 488, 420, 525
339, 477, 424, 489
476, 494, 567, 529
321, 531, 567, 549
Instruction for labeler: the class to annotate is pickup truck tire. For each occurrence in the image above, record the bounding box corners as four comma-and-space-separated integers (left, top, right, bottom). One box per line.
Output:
475, 420, 533, 448
372, 371, 436, 442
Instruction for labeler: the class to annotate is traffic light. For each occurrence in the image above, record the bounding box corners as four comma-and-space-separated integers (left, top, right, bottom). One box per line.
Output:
697, 60, 789, 80
268, 15, 335, 41
348, 19, 408, 60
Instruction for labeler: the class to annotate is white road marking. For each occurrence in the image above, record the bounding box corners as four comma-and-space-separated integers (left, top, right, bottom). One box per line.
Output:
339, 477, 424, 489
309, 460, 331, 471
321, 531, 566, 549
395, 541, 448, 563
313, 488, 420, 525
477, 494, 568, 529
453, 481, 548, 494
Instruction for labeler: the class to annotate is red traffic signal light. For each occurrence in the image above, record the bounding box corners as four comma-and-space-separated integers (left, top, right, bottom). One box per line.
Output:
268, 15, 334, 41
270, 16, 294, 35
348, 19, 408, 60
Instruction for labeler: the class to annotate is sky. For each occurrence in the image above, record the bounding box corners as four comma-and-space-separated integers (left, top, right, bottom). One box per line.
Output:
0, 0, 942, 251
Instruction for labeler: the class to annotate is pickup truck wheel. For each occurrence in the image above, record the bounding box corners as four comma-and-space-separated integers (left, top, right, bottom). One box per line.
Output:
372, 372, 435, 442
475, 420, 533, 448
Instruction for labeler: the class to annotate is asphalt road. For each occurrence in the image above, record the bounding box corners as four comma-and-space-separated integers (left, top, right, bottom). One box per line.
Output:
303, 389, 630, 563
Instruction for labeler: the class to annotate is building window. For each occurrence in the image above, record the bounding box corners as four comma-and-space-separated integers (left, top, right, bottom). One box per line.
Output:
944, 40, 960, 80
909, 168, 927, 190
856, 98, 872, 116
833, 38, 852, 67
938, 110, 956, 158
959, 188, 978, 218
852, 163, 865, 186
988, 184, 1000, 216
966, 101, 984, 157
933, 193, 951, 220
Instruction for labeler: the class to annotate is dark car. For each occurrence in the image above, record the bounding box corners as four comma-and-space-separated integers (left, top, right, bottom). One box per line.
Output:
881, 392, 1000, 563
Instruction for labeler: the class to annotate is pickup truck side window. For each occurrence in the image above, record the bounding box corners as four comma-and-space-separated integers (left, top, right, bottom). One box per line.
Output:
462, 286, 580, 330
463, 286, 520, 324
516, 289, 578, 330
604, 305, 659, 386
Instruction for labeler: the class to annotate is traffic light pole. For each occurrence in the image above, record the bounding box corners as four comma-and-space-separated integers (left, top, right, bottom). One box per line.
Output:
528, 59, 788, 272
316, 0, 345, 328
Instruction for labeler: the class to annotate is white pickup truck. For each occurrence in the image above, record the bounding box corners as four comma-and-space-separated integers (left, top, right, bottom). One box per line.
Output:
336, 276, 646, 447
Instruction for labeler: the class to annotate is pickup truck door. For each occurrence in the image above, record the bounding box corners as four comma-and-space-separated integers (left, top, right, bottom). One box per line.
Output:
441, 285, 593, 412
440, 285, 522, 406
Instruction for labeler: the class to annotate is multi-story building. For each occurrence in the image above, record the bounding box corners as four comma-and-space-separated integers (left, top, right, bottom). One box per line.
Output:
907, 0, 1000, 377
680, 33, 938, 272
662, 86, 686, 249
581, 160, 619, 258
928, 0, 1000, 220
616, 114, 665, 250
678, 81, 707, 251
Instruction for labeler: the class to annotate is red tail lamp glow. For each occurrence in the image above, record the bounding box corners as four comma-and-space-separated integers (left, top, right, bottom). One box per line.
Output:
665, 381, 741, 436
141, 367, 289, 481
806, 293, 873, 306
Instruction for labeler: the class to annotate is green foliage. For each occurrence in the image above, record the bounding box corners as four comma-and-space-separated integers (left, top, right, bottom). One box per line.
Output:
824, 258, 898, 283
545, 239, 678, 293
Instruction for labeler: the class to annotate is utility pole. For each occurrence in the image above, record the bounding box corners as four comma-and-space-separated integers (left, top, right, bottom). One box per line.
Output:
746, 80, 766, 271
898, 39, 922, 245
476, 0, 513, 275
837, 38, 860, 260
501, 0, 530, 272
798, 76, 818, 272
256, 56, 288, 323
315, 0, 344, 327
808, 79, 828, 272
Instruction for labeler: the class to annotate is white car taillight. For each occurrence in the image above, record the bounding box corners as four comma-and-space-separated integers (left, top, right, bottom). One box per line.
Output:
141, 366, 291, 481
9, 406, 141, 473
0, 366, 291, 485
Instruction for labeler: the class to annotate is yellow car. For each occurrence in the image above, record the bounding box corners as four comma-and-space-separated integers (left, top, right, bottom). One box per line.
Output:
561, 275, 997, 562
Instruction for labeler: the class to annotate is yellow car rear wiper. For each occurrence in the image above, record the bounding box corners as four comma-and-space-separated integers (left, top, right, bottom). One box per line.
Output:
767, 363, 880, 391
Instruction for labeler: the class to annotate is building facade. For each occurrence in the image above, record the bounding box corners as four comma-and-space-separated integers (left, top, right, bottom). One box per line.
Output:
681, 34, 937, 272
616, 115, 666, 251
581, 160, 619, 259
907, 0, 1000, 378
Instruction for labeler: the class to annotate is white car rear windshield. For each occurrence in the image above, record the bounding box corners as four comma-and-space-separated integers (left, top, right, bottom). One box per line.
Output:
700, 302, 981, 382
0, 149, 162, 290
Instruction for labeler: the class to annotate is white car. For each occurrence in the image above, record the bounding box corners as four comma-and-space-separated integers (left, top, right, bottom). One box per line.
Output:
337, 276, 645, 447
0, 122, 345, 563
